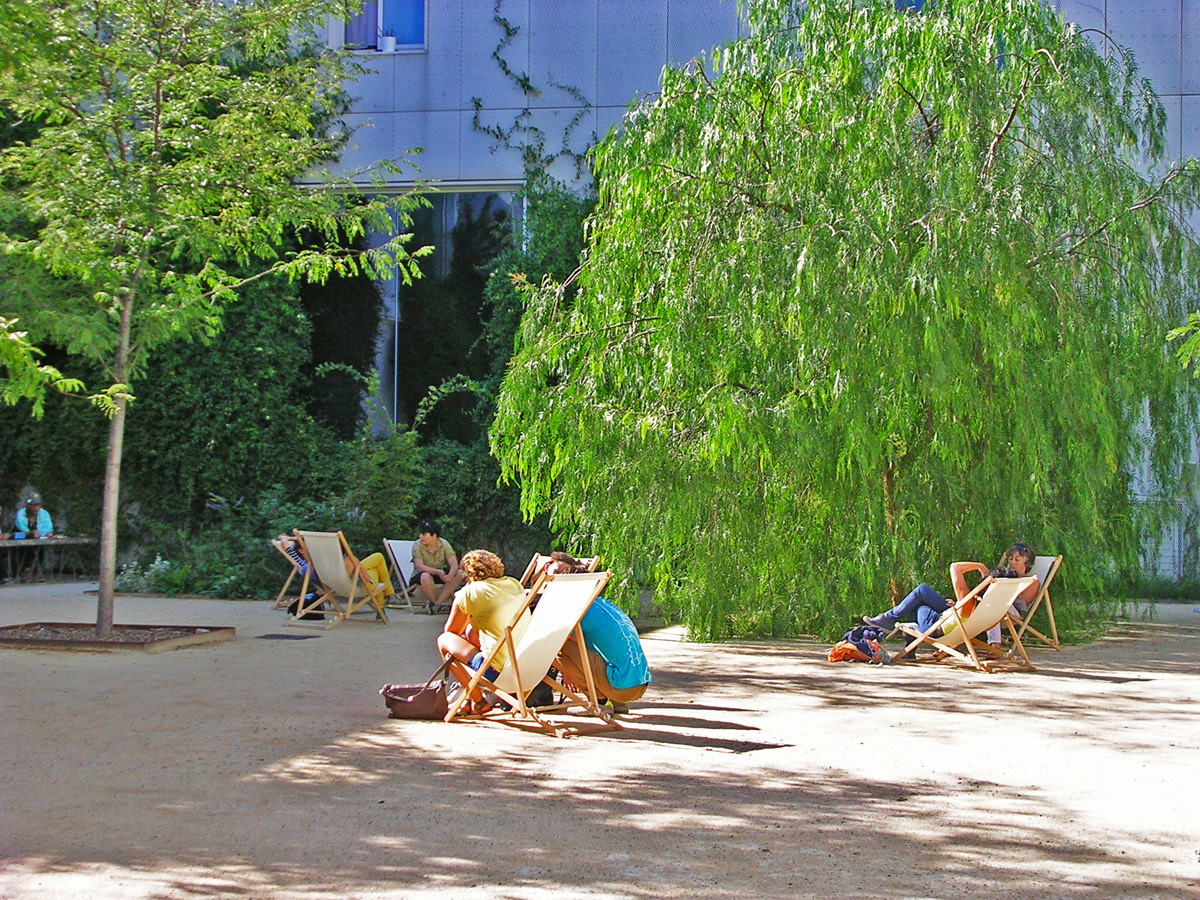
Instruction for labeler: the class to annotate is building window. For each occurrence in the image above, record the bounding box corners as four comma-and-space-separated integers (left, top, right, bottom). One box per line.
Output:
345, 0, 426, 51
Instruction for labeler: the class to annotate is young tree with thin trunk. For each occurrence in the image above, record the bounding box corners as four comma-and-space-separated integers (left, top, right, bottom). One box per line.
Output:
492, 0, 1200, 639
0, 0, 427, 634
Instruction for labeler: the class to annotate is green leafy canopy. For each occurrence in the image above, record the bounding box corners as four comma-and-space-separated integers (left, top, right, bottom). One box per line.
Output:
491, 0, 1200, 639
0, 0, 431, 632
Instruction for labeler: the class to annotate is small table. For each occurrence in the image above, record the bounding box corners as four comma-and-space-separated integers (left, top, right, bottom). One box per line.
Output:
0, 537, 97, 582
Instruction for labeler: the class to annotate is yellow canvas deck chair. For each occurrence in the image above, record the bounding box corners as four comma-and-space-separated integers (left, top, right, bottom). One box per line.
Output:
1014, 555, 1063, 649
270, 536, 308, 610
289, 530, 389, 628
382, 539, 421, 611
444, 571, 622, 738
895, 576, 1037, 672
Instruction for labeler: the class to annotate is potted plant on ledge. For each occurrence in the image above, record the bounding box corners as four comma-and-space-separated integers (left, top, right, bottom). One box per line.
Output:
378, 27, 396, 53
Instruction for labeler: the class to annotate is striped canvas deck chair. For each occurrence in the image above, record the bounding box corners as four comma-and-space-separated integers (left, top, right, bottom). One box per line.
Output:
270, 535, 308, 611
289, 530, 388, 628
894, 576, 1037, 672
1014, 555, 1063, 649
444, 571, 622, 738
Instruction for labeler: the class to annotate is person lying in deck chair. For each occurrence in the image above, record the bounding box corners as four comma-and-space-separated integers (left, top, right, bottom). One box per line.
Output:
275, 532, 396, 614
861, 542, 1040, 657
540, 552, 652, 713
436, 549, 531, 713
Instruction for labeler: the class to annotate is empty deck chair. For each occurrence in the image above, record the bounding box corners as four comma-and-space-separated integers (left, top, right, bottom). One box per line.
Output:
382, 539, 421, 611
290, 530, 389, 628
894, 576, 1037, 672
1014, 555, 1063, 649
444, 571, 622, 737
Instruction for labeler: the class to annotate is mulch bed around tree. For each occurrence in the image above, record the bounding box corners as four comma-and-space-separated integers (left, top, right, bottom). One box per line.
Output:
0, 622, 235, 652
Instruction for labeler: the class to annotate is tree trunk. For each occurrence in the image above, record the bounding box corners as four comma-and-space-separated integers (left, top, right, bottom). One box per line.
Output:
95, 294, 134, 637
883, 464, 900, 606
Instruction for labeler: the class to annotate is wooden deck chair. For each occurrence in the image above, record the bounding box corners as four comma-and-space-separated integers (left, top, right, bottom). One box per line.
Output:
522, 553, 601, 601
519, 553, 553, 587
444, 571, 622, 738
270, 536, 308, 610
894, 576, 1037, 673
382, 539, 421, 610
1014, 555, 1062, 649
289, 530, 388, 628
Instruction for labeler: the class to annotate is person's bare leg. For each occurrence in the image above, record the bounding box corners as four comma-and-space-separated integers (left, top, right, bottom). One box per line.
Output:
434, 572, 461, 610
419, 573, 437, 611
437, 632, 483, 703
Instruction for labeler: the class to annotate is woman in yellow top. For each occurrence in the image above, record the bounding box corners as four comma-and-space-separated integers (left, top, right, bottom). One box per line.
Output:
437, 549, 531, 709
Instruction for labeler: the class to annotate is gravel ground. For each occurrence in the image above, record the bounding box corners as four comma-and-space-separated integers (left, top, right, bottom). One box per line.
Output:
1, 583, 1198, 900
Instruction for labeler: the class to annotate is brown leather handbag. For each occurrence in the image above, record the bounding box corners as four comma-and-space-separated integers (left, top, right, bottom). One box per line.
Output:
380, 660, 451, 720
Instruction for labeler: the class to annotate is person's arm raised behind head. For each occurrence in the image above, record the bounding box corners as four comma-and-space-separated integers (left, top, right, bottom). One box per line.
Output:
950, 560, 990, 600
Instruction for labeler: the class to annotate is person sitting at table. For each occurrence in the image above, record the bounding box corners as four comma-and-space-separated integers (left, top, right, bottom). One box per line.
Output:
14, 497, 52, 539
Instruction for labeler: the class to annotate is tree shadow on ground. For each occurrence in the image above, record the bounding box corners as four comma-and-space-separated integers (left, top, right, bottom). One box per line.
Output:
4, 622, 1196, 899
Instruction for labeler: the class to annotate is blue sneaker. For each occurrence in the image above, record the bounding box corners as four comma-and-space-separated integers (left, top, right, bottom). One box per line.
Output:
862, 613, 895, 629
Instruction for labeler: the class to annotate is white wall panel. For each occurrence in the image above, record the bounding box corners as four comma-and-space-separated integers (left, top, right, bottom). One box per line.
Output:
1180, 94, 1200, 160
388, 110, 463, 183
1182, 0, 1200, 92
338, 114, 396, 181
334, 0, 1200, 190
347, 56, 396, 114
1107, 1, 1182, 95
457, 109, 526, 182
667, 0, 742, 68
528, 1, 598, 109
597, 0, 669, 108
460, 0, 531, 111
1054, 0, 1107, 39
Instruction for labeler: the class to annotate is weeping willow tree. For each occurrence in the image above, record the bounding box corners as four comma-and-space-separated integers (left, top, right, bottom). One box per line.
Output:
491, 0, 1200, 640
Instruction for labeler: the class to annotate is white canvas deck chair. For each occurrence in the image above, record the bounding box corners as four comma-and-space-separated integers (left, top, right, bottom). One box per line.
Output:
270, 536, 307, 610
1014, 555, 1063, 649
895, 576, 1037, 673
289, 530, 388, 628
382, 539, 421, 611
444, 571, 622, 738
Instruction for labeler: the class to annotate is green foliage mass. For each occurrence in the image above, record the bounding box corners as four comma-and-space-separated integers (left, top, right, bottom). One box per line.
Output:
492, 0, 1200, 640
0, 0, 431, 629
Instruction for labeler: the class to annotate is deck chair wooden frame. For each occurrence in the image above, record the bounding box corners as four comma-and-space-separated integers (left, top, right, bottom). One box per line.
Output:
382, 539, 421, 611
444, 571, 622, 738
271, 536, 309, 611
894, 576, 1036, 673
519, 553, 553, 587
520, 553, 600, 598
1014, 555, 1062, 649
289, 530, 388, 628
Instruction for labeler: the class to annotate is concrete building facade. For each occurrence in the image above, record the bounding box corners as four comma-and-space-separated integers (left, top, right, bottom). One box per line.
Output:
327, 1, 1200, 577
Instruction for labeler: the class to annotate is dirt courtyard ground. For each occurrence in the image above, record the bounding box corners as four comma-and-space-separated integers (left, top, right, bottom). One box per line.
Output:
1, 583, 1198, 900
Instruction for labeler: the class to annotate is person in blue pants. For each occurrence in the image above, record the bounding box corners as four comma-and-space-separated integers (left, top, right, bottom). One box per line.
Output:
861, 542, 1039, 654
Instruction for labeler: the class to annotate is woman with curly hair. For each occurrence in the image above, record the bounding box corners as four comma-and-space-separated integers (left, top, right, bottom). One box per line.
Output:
436, 549, 530, 707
